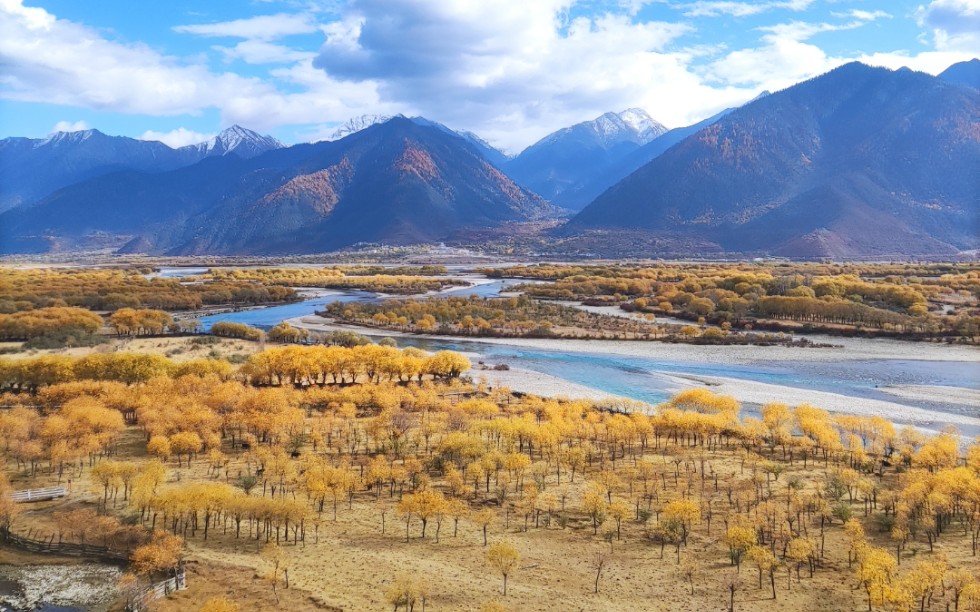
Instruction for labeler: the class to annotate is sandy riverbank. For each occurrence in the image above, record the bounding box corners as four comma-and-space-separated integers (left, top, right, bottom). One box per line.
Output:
289, 314, 979, 433
470, 366, 630, 402
877, 384, 980, 407
468, 365, 978, 433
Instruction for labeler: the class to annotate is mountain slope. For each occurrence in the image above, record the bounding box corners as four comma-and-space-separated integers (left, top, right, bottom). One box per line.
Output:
0, 126, 283, 213
407, 117, 511, 168
555, 106, 738, 210
505, 109, 668, 207
567, 63, 979, 257
327, 115, 510, 167
0, 130, 193, 212
0, 118, 554, 255
177, 125, 284, 159
939, 58, 979, 89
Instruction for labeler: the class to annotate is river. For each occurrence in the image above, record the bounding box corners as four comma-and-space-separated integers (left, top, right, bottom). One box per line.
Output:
163, 268, 979, 437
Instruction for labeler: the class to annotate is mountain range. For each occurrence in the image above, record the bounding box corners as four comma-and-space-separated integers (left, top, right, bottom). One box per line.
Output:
939, 58, 979, 90
504, 109, 668, 208
567, 62, 980, 258
0, 59, 976, 258
0, 118, 553, 254
0, 125, 283, 213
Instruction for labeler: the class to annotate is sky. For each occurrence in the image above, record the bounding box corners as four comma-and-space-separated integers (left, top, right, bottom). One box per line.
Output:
1, 0, 977, 153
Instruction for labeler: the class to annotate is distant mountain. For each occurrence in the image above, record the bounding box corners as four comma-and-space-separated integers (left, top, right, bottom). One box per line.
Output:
0, 130, 189, 212
0, 117, 555, 255
407, 117, 511, 168
939, 58, 980, 89
505, 109, 668, 208
178, 125, 284, 159
326, 115, 510, 167
0, 125, 283, 212
567, 63, 979, 258
327, 115, 392, 141
553, 101, 759, 210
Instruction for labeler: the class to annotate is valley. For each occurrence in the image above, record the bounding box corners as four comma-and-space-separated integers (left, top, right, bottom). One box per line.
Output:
0, 27, 977, 612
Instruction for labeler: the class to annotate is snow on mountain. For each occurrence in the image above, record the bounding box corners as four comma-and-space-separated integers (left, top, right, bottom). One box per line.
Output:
328, 115, 392, 141
37, 129, 102, 148
325, 114, 510, 166
181, 125, 284, 159
616, 108, 668, 142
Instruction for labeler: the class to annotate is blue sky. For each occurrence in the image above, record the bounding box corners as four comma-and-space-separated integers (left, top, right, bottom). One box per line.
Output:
1, 0, 977, 152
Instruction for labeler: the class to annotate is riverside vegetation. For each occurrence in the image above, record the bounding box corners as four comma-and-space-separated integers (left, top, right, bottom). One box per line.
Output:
483, 262, 980, 342
0, 342, 978, 611
0, 260, 977, 611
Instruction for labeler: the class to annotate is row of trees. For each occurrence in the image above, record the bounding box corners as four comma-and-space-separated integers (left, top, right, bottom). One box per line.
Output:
0, 306, 103, 341
0, 268, 297, 312
322, 295, 659, 339
206, 268, 467, 294
240, 345, 471, 386
0, 343, 471, 394
107, 308, 174, 336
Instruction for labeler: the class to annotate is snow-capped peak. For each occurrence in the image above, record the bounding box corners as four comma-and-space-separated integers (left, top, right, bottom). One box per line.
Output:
615, 109, 668, 142
38, 129, 101, 148
328, 115, 392, 141
182, 125, 283, 159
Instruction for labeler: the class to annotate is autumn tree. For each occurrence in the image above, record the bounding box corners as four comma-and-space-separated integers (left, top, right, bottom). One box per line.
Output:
131, 531, 183, 577
486, 541, 520, 596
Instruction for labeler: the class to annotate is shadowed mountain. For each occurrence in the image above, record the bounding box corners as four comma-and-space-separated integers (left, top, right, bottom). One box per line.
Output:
327, 115, 510, 167
505, 109, 668, 208
0, 117, 555, 255
566, 63, 979, 258
0, 126, 283, 213
939, 58, 979, 89
554, 106, 745, 210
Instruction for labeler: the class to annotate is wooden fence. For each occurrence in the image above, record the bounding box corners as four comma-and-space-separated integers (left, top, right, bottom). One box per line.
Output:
0, 527, 130, 561
1, 527, 188, 610
126, 567, 188, 612
10, 486, 67, 503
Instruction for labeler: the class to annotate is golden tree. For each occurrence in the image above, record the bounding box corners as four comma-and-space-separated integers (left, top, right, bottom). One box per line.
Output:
131, 531, 183, 577
486, 541, 520, 596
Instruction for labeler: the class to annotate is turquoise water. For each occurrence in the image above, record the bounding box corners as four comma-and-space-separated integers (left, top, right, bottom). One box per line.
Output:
190, 285, 978, 436
394, 337, 978, 432
195, 279, 525, 330
196, 291, 378, 330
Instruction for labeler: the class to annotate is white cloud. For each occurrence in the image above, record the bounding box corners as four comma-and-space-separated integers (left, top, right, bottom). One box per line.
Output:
173, 13, 317, 40
680, 0, 815, 18
705, 10, 908, 92
916, 0, 980, 53
757, 20, 866, 42
140, 128, 215, 148
706, 36, 838, 90
50, 120, 88, 133
0, 0, 275, 116
215, 40, 316, 64
311, 0, 750, 152
0, 0, 385, 133
854, 50, 977, 75
4, 0, 969, 154
832, 9, 891, 21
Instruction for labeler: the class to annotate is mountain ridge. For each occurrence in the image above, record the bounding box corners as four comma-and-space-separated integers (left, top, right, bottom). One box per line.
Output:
0, 125, 283, 213
504, 108, 668, 207
0, 117, 556, 255
566, 63, 979, 258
